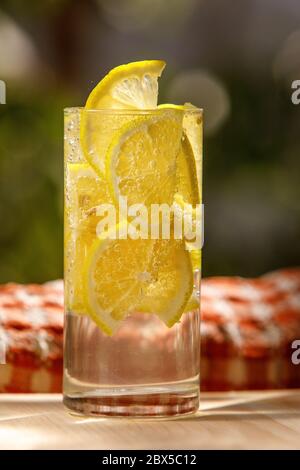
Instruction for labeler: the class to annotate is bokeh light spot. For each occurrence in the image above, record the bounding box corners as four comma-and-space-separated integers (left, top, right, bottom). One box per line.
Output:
167, 69, 230, 135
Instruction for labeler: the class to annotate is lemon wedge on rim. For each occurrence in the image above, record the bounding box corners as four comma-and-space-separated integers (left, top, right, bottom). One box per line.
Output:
85, 60, 165, 110
80, 60, 166, 176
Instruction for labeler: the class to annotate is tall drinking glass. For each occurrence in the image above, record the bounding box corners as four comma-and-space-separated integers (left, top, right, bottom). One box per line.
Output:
63, 107, 203, 417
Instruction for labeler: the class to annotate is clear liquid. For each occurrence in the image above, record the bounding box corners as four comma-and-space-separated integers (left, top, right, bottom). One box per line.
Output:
63, 309, 200, 417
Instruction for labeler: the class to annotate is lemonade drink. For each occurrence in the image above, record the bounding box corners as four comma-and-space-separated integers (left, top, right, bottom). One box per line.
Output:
63, 61, 203, 417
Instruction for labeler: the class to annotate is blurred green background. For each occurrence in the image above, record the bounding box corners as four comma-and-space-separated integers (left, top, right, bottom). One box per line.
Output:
0, 0, 299, 283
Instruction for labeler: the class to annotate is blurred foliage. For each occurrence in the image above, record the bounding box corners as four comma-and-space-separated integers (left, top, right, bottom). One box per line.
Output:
0, 0, 299, 283
0, 0, 70, 16
203, 76, 300, 276
0, 93, 65, 282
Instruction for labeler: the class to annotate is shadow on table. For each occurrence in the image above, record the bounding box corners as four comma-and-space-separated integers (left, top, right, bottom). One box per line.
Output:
182, 390, 300, 422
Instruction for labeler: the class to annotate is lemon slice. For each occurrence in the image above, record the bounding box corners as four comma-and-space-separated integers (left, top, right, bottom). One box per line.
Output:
158, 103, 201, 204
106, 110, 183, 207
138, 292, 199, 316
138, 284, 200, 316
158, 104, 200, 205
159, 107, 201, 270
176, 131, 200, 206
85, 60, 165, 110
159, 104, 202, 271
83, 227, 155, 334
80, 60, 166, 176
174, 137, 202, 271
65, 162, 112, 225
83, 230, 193, 334
184, 293, 200, 312
135, 239, 194, 326
65, 162, 113, 314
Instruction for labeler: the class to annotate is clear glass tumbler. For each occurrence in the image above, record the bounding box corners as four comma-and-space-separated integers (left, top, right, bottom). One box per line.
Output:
63, 107, 203, 417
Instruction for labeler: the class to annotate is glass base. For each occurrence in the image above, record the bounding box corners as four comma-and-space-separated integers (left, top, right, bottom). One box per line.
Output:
63, 383, 199, 418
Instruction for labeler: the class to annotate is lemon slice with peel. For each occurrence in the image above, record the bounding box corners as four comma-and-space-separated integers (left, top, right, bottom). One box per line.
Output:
85, 60, 165, 110
83, 224, 155, 335
83, 230, 193, 334
158, 103, 200, 206
139, 292, 200, 316
65, 162, 113, 225
184, 293, 200, 312
135, 239, 194, 326
174, 137, 202, 271
65, 162, 113, 314
176, 132, 200, 206
80, 61, 166, 176
159, 103, 202, 272
106, 110, 183, 207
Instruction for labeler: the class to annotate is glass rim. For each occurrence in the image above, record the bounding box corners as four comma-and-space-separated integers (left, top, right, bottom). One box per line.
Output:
64, 106, 203, 115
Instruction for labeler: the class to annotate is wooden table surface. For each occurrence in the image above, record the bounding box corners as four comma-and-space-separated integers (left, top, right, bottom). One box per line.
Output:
0, 390, 299, 450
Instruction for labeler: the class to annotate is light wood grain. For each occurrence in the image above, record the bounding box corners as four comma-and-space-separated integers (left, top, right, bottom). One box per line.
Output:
0, 390, 299, 450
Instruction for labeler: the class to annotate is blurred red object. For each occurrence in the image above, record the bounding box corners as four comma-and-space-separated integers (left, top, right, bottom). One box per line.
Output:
0, 268, 299, 393
0, 281, 63, 392
201, 268, 300, 390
